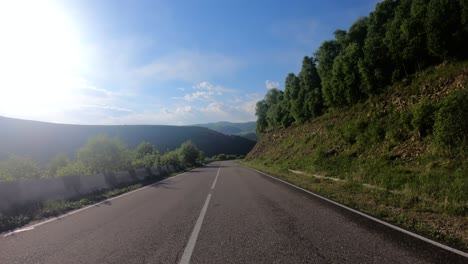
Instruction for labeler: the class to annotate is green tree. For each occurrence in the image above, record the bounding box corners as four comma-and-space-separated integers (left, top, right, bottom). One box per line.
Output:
179, 140, 202, 166
330, 43, 364, 106
265, 88, 284, 129
360, 0, 398, 93
132, 142, 159, 168
315, 40, 342, 107
255, 100, 268, 133
77, 135, 132, 173
426, 0, 464, 60
298, 56, 322, 119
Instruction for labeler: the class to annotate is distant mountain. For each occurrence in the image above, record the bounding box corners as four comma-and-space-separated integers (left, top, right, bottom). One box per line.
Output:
193, 121, 257, 141
0, 116, 256, 163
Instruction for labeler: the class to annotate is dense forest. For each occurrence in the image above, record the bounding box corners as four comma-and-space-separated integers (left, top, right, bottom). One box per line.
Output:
256, 0, 468, 146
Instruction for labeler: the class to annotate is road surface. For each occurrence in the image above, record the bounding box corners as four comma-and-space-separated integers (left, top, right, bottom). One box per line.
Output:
0, 161, 465, 263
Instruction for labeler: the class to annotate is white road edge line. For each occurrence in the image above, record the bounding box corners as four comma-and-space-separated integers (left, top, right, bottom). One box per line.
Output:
244, 166, 468, 258
179, 194, 212, 264
3, 170, 190, 238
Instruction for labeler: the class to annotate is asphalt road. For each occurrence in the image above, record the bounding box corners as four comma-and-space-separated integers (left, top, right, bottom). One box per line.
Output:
0, 161, 465, 264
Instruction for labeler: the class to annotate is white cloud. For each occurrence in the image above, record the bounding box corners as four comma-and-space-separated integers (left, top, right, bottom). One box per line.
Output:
184, 91, 214, 101
79, 104, 133, 113
177, 81, 237, 102
201, 102, 226, 114
133, 50, 241, 82
265, 80, 280, 90
193, 81, 236, 94
100, 91, 260, 125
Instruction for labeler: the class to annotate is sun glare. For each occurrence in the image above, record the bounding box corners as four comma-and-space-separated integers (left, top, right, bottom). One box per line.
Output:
0, 1, 84, 119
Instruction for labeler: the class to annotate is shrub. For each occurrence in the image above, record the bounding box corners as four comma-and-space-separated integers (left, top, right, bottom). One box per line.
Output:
216, 153, 227, 161
160, 150, 181, 167
47, 153, 71, 177
179, 141, 202, 166
56, 162, 92, 177
412, 99, 437, 137
77, 135, 132, 173
0, 156, 41, 181
131, 142, 159, 168
433, 89, 468, 147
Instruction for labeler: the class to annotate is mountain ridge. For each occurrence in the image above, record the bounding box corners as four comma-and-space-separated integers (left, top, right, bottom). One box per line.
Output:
193, 121, 257, 141
0, 116, 255, 163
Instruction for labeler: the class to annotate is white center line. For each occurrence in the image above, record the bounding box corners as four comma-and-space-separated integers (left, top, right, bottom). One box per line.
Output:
179, 163, 221, 264
179, 193, 212, 264
211, 163, 222, 190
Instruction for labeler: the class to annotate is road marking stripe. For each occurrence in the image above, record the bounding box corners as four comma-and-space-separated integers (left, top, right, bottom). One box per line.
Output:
245, 166, 468, 258
2, 170, 191, 238
179, 194, 212, 264
3, 227, 35, 237
179, 162, 221, 263
211, 163, 222, 190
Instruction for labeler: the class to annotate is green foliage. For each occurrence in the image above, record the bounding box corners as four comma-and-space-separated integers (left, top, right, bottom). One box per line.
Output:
55, 161, 92, 177
77, 135, 132, 173
255, 100, 268, 133
265, 89, 285, 128
160, 150, 181, 167
255, 0, 467, 134
215, 153, 227, 161
131, 142, 159, 168
47, 153, 70, 177
433, 89, 468, 147
0, 156, 41, 181
426, 0, 466, 59
298, 56, 322, 120
412, 99, 437, 137
330, 43, 364, 106
316, 40, 342, 107
179, 140, 202, 166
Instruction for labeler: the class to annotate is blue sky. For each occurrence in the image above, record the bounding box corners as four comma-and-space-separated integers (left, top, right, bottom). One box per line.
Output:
0, 0, 379, 125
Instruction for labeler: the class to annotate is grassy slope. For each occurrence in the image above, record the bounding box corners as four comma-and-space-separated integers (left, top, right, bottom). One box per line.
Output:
244, 61, 468, 250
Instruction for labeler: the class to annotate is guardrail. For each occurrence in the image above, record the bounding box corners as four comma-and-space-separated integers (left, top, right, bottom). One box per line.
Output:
0, 165, 177, 213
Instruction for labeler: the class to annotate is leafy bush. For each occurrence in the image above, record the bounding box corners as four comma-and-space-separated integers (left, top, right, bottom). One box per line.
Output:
0, 156, 41, 181
215, 153, 227, 161
131, 142, 159, 168
77, 135, 132, 173
47, 153, 70, 177
412, 99, 436, 137
386, 111, 412, 143
160, 150, 181, 167
179, 141, 202, 166
56, 161, 92, 177
433, 89, 468, 147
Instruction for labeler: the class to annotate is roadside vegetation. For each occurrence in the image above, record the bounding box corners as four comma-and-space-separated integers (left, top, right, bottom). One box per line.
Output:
0, 136, 206, 233
247, 0, 468, 250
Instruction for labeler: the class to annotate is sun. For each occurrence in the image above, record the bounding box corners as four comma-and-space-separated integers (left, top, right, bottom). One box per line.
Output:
0, 0, 85, 119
